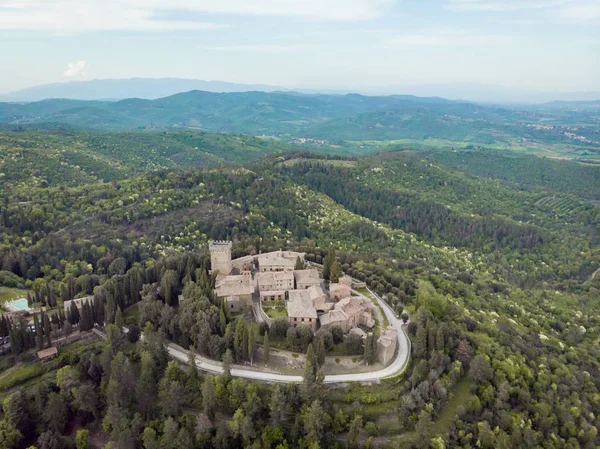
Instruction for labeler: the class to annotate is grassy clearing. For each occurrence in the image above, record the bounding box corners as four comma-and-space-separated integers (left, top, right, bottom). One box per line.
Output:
0, 361, 45, 391
0, 287, 31, 304
429, 376, 472, 436
265, 307, 288, 319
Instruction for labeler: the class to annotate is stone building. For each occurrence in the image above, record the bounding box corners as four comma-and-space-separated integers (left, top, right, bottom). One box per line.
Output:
294, 269, 321, 290
257, 271, 295, 301
330, 275, 352, 301
209, 241, 233, 276
214, 273, 254, 309
307, 285, 331, 313
377, 327, 398, 366
287, 290, 318, 330
319, 296, 374, 333
258, 252, 296, 272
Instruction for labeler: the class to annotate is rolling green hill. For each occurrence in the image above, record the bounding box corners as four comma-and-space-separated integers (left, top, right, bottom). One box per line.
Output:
2, 91, 598, 162
0, 129, 298, 188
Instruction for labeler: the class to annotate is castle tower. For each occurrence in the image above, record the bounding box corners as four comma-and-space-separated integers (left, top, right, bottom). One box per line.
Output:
209, 241, 232, 276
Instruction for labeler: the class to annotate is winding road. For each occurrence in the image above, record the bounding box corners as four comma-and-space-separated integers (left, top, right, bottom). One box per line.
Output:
171, 287, 409, 383
96, 287, 411, 384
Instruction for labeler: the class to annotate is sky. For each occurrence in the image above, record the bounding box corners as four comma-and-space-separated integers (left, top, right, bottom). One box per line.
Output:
0, 0, 599, 93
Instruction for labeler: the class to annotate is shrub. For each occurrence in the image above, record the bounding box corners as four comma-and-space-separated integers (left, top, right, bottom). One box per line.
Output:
0, 363, 45, 391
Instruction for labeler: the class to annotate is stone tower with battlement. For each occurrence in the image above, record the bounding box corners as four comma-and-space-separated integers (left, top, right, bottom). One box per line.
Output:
209, 241, 232, 275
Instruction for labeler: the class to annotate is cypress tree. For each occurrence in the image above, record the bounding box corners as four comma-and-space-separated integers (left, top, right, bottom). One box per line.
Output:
42, 313, 52, 347
115, 306, 124, 331
34, 314, 44, 351
316, 337, 326, 368
69, 301, 80, 325
264, 331, 270, 365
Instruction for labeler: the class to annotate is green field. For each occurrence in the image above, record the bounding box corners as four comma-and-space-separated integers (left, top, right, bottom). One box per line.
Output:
0, 287, 30, 305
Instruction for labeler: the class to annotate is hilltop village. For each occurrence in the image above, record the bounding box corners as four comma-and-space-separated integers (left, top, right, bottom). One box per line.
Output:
209, 241, 398, 366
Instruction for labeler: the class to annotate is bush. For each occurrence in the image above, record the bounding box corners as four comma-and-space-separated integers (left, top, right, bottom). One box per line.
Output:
345, 333, 364, 355
365, 421, 378, 436
0, 271, 23, 288
0, 363, 45, 391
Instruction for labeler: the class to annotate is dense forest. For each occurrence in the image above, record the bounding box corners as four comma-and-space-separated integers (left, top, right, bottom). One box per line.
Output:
0, 128, 599, 449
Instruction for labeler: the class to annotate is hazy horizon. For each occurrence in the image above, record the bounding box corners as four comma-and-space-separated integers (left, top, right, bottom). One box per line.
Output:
1, 0, 599, 95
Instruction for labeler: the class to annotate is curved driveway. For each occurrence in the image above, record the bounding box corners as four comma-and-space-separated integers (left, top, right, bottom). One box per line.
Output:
167, 287, 410, 383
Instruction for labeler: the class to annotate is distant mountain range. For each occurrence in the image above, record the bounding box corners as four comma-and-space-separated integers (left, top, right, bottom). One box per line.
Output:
1, 78, 598, 104
0, 78, 286, 102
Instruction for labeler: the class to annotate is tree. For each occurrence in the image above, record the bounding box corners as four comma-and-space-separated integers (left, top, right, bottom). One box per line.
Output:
42, 313, 52, 348
348, 415, 363, 449
329, 258, 342, 284
330, 326, 343, 344
0, 419, 23, 449
345, 333, 364, 354
414, 410, 432, 449
315, 337, 325, 368
469, 355, 492, 384
456, 339, 473, 368
202, 376, 216, 420
141, 427, 159, 449
295, 256, 304, 270
115, 306, 123, 331
43, 393, 67, 433
222, 349, 233, 379
34, 314, 43, 351
73, 384, 99, 420
161, 270, 179, 307
363, 333, 377, 365
263, 331, 271, 365
414, 326, 428, 359
37, 429, 64, 449
75, 429, 89, 449
248, 326, 256, 365
137, 351, 158, 419
80, 302, 93, 332
69, 301, 80, 326
269, 384, 287, 427
302, 400, 325, 442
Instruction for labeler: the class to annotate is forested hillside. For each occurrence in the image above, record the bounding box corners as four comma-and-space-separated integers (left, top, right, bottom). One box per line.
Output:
1, 144, 599, 448
0, 129, 296, 188
2, 91, 599, 161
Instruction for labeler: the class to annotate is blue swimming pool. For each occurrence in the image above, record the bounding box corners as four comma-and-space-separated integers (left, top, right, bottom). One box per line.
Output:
9, 298, 31, 311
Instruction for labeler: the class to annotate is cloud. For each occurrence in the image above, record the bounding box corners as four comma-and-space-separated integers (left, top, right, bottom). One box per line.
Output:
207, 44, 312, 53
64, 61, 86, 77
554, 1, 600, 23
446, 0, 568, 12
382, 29, 510, 47
0, 0, 393, 32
